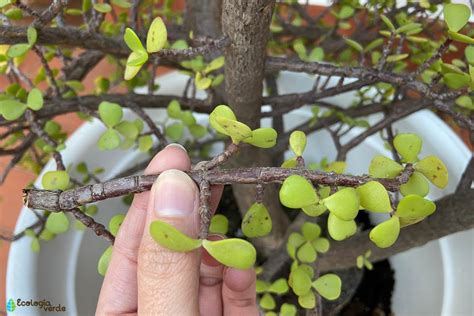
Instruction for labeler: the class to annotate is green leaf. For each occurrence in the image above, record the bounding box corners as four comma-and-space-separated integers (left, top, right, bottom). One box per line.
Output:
327, 213, 356, 241
27, 88, 43, 110
279, 175, 318, 209
85, 205, 98, 216
0, 99, 27, 120
138, 135, 153, 152
256, 280, 270, 293
289, 131, 307, 156
98, 101, 123, 128
204, 56, 225, 74
400, 172, 430, 197
202, 238, 256, 269
288, 232, 305, 248
111, 0, 131, 8
281, 158, 298, 169
180, 110, 196, 126
209, 105, 237, 135
298, 291, 315, 309
0, 0, 11, 9
455, 96, 474, 110
415, 155, 448, 189
242, 127, 277, 148
165, 123, 184, 141
149, 220, 202, 252
167, 100, 182, 119
98, 246, 113, 276
466, 46, 474, 66
46, 212, 70, 234
297, 241, 317, 263
369, 155, 403, 179
187, 124, 206, 139
356, 255, 364, 269
209, 214, 228, 235
280, 304, 297, 316
242, 202, 272, 238
42, 170, 70, 190
444, 3, 471, 32
338, 5, 354, 19
312, 274, 341, 300
356, 181, 391, 213
369, 216, 400, 248
7, 44, 30, 58
396, 23, 422, 34
290, 267, 312, 296
268, 278, 289, 294
195, 72, 212, 90
93, 2, 112, 13
443, 72, 471, 89
302, 203, 327, 217
124, 27, 144, 52
27, 26, 37, 46
39, 228, 56, 241
393, 133, 422, 163
31, 238, 40, 253
126, 50, 148, 67
323, 161, 347, 174
146, 17, 167, 53
98, 129, 121, 150
380, 14, 395, 31
260, 293, 276, 310
108, 214, 125, 236
312, 237, 330, 253
323, 188, 359, 221
214, 116, 252, 143
386, 54, 409, 63
124, 53, 143, 80
448, 31, 474, 45
395, 194, 436, 220
301, 222, 321, 241
308, 47, 324, 62
344, 38, 363, 52
115, 121, 139, 140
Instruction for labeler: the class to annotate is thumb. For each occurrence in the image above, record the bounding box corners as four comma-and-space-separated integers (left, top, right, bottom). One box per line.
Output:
137, 169, 201, 315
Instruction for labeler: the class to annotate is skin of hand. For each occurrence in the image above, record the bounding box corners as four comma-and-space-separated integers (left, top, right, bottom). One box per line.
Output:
96, 144, 259, 315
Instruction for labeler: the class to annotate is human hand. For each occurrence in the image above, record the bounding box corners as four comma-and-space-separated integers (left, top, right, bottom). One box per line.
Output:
96, 144, 259, 315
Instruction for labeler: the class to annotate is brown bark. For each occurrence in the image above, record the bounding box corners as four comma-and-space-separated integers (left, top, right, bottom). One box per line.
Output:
221, 0, 289, 254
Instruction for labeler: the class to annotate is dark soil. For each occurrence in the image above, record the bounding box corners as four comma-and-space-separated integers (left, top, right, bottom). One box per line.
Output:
216, 186, 395, 316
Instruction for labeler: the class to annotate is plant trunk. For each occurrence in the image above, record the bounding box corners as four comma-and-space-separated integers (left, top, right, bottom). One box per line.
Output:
222, 0, 289, 255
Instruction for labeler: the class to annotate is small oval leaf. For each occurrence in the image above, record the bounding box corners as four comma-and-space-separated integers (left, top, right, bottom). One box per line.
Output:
369, 216, 400, 248
279, 175, 318, 209
356, 181, 391, 213
147, 17, 167, 53
323, 188, 360, 220
415, 155, 448, 189
149, 220, 202, 252
242, 202, 272, 238
98, 246, 113, 276
202, 238, 256, 269
395, 194, 436, 219
327, 213, 357, 241
312, 274, 341, 300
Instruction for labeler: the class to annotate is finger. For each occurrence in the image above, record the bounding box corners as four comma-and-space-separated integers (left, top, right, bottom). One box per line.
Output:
96, 144, 190, 314
222, 268, 259, 316
199, 235, 224, 316
137, 169, 201, 314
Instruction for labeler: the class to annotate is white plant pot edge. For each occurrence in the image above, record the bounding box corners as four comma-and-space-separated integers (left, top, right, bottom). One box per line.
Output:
7, 71, 473, 315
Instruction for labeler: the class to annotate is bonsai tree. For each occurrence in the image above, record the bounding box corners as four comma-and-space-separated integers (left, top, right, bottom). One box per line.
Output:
1, 0, 473, 313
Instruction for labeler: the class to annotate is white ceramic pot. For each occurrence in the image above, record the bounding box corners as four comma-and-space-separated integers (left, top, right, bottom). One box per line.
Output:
7, 72, 473, 315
